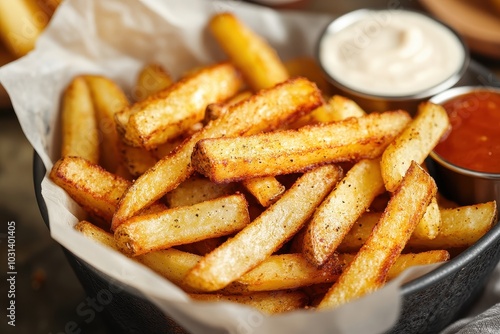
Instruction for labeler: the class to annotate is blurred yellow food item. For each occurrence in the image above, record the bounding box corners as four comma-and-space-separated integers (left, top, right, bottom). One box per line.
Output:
0, 0, 60, 58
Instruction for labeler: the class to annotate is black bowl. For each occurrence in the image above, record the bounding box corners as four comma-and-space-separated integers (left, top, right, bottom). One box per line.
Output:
33, 60, 500, 334
33, 158, 500, 334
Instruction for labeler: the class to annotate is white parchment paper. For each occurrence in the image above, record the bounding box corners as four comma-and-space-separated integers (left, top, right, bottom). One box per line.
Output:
0, 0, 446, 332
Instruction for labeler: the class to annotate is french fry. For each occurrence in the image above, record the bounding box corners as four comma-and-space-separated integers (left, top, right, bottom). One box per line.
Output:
386, 250, 450, 283
84, 75, 129, 173
50, 156, 130, 225
317, 162, 436, 310
192, 111, 411, 183
413, 197, 441, 240
133, 63, 174, 102
60, 76, 99, 163
50, 156, 165, 228
121, 62, 243, 149
166, 174, 238, 208
302, 158, 385, 266
183, 165, 343, 292
189, 290, 308, 314
0, 0, 49, 57
112, 77, 323, 229
408, 201, 498, 250
209, 12, 289, 91
381, 102, 450, 192
241, 177, 285, 207
75, 220, 119, 251
338, 201, 497, 253
229, 253, 343, 293
312, 95, 366, 124
114, 194, 250, 256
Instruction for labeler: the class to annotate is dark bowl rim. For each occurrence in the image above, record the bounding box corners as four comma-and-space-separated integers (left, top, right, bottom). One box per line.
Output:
32, 151, 500, 299
315, 8, 470, 101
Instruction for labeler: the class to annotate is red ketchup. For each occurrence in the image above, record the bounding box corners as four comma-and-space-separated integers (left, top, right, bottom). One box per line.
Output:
434, 90, 500, 173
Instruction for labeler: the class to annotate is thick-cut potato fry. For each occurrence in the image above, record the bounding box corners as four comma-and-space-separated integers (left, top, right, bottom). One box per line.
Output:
386, 250, 450, 282
0, 0, 49, 57
121, 144, 158, 177
50, 156, 131, 225
303, 159, 385, 266
312, 95, 366, 123
84, 75, 129, 173
318, 162, 436, 310
192, 111, 411, 183
50, 156, 165, 228
408, 201, 497, 250
338, 201, 497, 252
166, 175, 237, 208
229, 253, 342, 293
210, 13, 290, 206
242, 176, 285, 207
133, 63, 174, 102
115, 194, 250, 256
189, 290, 308, 314
209, 12, 289, 91
413, 197, 441, 240
60, 76, 99, 163
121, 62, 243, 149
381, 102, 450, 192
183, 165, 343, 292
75, 220, 119, 251
112, 77, 323, 229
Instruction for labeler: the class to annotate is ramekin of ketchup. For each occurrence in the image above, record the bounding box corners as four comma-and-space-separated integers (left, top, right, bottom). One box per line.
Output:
433, 87, 500, 173
427, 86, 500, 207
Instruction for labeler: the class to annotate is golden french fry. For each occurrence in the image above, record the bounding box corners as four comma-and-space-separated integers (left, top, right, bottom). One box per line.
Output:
337, 250, 450, 282
114, 194, 250, 256
133, 63, 174, 102
209, 12, 289, 91
242, 176, 285, 207
189, 290, 308, 314
229, 253, 343, 293
50, 156, 166, 228
339, 201, 497, 252
121, 62, 243, 149
50, 156, 130, 225
413, 197, 441, 240
408, 201, 497, 250
0, 0, 49, 57
192, 111, 411, 183
318, 162, 436, 310
75, 220, 119, 251
165, 174, 237, 208
302, 158, 385, 266
386, 250, 450, 282
60, 76, 99, 163
183, 165, 343, 292
137, 248, 201, 291
312, 95, 366, 123
381, 102, 450, 192
112, 77, 323, 229
84, 75, 129, 173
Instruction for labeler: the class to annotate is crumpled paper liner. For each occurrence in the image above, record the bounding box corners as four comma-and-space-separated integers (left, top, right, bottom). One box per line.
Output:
0, 0, 443, 333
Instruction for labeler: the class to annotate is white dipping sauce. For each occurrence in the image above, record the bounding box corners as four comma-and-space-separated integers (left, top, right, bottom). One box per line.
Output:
319, 10, 466, 96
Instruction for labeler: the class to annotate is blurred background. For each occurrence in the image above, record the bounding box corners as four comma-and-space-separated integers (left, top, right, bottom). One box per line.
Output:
0, 0, 499, 333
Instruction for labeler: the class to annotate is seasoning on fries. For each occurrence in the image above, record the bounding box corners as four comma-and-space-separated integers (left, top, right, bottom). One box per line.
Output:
48, 11, 497, 316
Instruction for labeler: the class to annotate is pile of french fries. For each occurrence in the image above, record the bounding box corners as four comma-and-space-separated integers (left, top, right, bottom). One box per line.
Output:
49, 12, 497, 315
